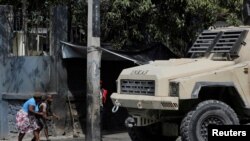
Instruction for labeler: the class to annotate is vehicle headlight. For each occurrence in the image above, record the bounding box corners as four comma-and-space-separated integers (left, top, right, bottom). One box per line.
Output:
169, 81, 179, 97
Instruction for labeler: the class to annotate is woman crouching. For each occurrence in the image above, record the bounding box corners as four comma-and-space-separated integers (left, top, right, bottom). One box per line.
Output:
16, 92, 44, 141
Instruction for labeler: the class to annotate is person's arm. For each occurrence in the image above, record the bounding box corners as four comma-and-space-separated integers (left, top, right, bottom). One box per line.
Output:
47, 103, 59, 120
52, 113, 59, 120
28, 105, 43, 116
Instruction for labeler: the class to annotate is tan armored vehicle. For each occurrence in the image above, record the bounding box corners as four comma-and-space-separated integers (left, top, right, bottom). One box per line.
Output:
111, 26, 250, 141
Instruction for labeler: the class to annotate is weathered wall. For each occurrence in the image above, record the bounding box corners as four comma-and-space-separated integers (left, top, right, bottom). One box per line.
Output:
0, 56, 61, 139
0, 57, 74, 140
0, 5, 71, 139
49, 5, 69, 97
0, 5, 13, 56
0, 5, 13, 139
0, 56, 56, 93
49, 6, 71, 136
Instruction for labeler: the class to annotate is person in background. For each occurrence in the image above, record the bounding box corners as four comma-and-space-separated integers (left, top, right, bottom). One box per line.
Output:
100, 80, 108, 107
45, 94, 59, 120
16, 92, 44, 141
38, 94, 59, 141
37, 95, 50, 141
100, 80, 108, 130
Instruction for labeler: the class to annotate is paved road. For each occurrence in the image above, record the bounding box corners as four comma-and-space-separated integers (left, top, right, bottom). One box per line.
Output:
1, 132, 182, 141
103, 132, 131, 141
1, 132, 131, 141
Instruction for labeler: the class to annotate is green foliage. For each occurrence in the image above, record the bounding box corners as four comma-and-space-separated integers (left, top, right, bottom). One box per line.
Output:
101, 0, 156, 49
179, 0, 243, 55
100, 0, 243, 56
0, 0, 244, 56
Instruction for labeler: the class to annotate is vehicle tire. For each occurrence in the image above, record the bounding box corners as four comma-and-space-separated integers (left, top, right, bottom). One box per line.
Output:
180, 100, 239, 141
128, 123, 177, 141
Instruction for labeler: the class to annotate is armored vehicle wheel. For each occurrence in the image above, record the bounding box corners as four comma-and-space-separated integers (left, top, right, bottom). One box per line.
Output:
180, 100, 239, 141
128, 123, 177, 141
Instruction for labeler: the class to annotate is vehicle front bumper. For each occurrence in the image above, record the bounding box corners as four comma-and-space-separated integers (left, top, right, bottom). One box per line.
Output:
111, 93, 179, 110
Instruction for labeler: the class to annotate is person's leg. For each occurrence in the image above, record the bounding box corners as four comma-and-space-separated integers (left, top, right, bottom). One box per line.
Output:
18, 133, 25, 141
44, 127, 49, 140
31, 128, 42, 141
33, 129, 40, 141
40, 118, 49, 140
39, 123, 43, 139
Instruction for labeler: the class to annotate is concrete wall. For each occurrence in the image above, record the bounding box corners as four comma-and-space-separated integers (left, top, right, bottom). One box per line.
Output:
0, 56, 62, 139
0, 56, 56, 93
0, 5, 13, 56
0, 5, 71, 139
0, 5, 13, 139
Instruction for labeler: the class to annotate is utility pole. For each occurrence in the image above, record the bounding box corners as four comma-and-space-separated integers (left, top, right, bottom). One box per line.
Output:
86, 0, 101, 140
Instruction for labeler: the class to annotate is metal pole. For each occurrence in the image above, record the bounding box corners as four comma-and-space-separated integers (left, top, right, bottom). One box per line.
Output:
86, 0, 101, 140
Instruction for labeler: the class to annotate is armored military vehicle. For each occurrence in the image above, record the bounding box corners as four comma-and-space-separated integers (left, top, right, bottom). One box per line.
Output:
111, 26, 250, 141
